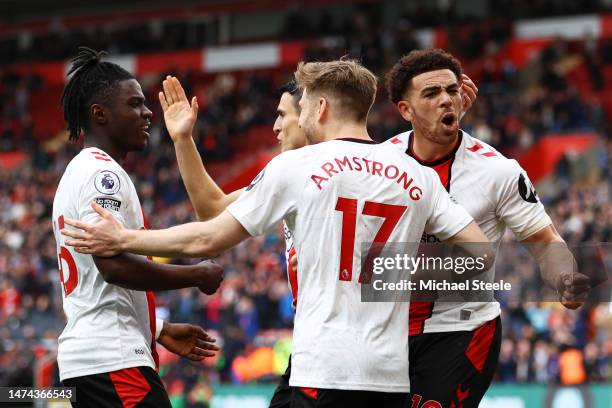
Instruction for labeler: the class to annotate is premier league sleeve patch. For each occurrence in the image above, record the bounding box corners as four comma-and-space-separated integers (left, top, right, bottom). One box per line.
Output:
94, 170, 121, 195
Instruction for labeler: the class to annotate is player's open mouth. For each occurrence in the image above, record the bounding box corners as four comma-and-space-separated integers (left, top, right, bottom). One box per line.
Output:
141, 122, 151, 137
441, 112, 456, 126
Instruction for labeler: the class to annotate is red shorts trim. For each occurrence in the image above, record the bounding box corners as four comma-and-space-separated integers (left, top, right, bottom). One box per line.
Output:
465, 319, 497, 373
299, 387, 318, 400
109, 367, 151, 408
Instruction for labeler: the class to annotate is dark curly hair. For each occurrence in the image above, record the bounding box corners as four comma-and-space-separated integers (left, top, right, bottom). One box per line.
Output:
385, 48, 462, 104
61, 46, 134, 142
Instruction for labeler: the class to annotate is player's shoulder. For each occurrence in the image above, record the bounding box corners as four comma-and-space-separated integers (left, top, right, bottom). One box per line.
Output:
66, 148, 127, 191
274, 142, 341, 165
384, 131, 411, 150
69, 147, 124, 174
459, 131, 523, 180
266, 147, 306, 169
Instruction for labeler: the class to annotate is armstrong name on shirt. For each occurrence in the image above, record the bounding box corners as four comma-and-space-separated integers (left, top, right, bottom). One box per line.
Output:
309, 155, 423, 200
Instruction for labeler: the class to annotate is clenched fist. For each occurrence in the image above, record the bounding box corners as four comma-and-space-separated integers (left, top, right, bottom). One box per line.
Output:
196, 259, 224, 294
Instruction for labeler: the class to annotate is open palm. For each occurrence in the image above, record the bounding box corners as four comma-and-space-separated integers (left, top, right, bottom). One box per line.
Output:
159, 76, 199, 143
158, 322, 219, 361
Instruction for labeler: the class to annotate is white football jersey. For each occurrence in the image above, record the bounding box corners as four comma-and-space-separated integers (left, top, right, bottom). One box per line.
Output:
227, 138, 473, 392
52, 147, 156, 381
385, 130, 551, 333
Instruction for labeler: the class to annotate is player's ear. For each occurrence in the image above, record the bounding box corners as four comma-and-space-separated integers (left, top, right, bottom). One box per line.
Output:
91, 104, 108, 126
397, 100, 412, 122
317, 97, 328, 123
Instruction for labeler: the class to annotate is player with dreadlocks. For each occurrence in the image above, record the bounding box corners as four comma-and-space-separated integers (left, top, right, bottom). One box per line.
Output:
52, 47, 224, 407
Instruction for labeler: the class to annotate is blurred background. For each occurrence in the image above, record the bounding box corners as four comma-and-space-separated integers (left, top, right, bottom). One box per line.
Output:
0, 0, 610, 407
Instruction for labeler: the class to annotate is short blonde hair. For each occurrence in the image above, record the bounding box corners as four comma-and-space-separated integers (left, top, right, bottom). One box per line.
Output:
294, 59, 378, 122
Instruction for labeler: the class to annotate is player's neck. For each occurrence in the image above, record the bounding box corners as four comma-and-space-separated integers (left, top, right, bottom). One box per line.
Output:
322, 122, 372, 143
411, 130, 459, 161
84, 134, 126, 162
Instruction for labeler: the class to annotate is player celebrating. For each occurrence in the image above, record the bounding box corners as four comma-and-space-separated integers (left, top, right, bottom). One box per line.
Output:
158, 76, 303, 408
157, 71, 477, 408
384, 48, 590, 407
61, 59, 494, 408
52, 47, 223, 407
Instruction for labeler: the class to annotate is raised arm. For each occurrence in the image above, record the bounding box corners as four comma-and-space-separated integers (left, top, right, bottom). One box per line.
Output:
62, 202, 250, 259
93, 254, 223, 293
160, 75, 243, 221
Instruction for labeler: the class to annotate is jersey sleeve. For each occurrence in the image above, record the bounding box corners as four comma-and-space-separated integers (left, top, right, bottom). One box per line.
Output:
78, 165, 133, 228
226, 153, 299, 236
494, 160, 551, 240
425, 170, 474, 241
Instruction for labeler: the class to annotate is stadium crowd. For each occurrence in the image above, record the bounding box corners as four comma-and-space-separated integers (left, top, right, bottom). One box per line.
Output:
0, 5, 610, 407
0, 0, 609, 65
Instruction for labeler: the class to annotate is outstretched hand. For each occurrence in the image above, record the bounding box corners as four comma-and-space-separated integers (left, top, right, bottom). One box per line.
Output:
61, 201, 124, 257
159, 75, 199, 143
158, 322, 219, 361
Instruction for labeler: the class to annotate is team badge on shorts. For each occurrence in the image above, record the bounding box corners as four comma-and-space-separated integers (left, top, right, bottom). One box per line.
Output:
94, 170, 121, 195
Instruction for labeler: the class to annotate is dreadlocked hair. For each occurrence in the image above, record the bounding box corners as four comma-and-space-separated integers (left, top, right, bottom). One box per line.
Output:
61, 46, 134, 142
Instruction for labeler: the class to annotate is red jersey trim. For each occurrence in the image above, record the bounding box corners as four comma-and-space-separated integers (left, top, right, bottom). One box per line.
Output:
409, 301, 435, 336
141, 211, 159, 371
287, 247, 298, 307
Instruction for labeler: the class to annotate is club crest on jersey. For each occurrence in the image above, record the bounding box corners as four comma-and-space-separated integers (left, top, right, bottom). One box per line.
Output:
94, 170, 120, 195
246, 168, 266, 191
518, 173, 538, 203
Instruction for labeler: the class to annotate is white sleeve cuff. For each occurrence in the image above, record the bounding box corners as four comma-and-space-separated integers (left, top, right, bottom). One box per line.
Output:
516, 215, 552, 241
155, 318, 165, 340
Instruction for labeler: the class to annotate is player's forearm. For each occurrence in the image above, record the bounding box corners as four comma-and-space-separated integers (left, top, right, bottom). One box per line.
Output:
174, 138, 228, 220
529, 236, 575, 289
93, 253, 208, 290
523, 225, 574, 289
119, 222, 217, 258
540, 245, 576, 290
446, 221, 496, 273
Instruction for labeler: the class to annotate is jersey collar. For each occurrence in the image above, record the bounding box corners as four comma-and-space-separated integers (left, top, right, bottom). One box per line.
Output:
407, 130, 463, 167
336, 138, 377, 144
